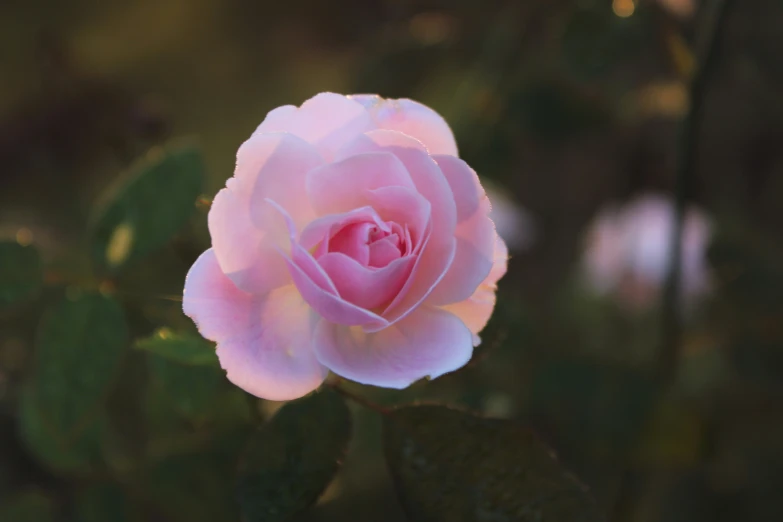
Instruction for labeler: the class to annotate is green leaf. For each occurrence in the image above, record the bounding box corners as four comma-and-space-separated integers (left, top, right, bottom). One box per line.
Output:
90, 142, 204, 273
0, 242, 42, 307
147, 354, 223, 420
237, 389, 352, 522
74, 484, 131, 522
138, 447, 243, 522
19, 385, 106, 474
0, 490, 54, 522
383, 405, 605, 522
21, 292, 127, 472
135, 328, 217, 365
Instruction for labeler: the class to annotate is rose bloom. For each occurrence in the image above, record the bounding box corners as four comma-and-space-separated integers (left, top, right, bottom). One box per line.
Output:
183, 93, 507, 400
583, 194, 711, 309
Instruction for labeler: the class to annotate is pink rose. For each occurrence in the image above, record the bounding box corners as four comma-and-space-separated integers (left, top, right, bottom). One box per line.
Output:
583, 194, 712, 309
183, 93, 507, 400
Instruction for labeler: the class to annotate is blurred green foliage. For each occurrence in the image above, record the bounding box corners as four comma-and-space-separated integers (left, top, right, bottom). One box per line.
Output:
383, 405, 605, 521
2, 0, 783, 521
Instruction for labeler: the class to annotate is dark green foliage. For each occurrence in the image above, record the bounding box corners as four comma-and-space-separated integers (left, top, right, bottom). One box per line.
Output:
0, 242, 42, 307
147, 353, 223, 420
19, 384, 106, 474
74, 484, 131, 522
135, 328, 217, 366
383, 405, 605, 522
33, 292, 128, 440
513, 82, 612, 141
0, 490, 54, 522
561, 3, 648, 81
707, 226, 783, 385
20, 292, 127, 473
137, 450, 242, 522
236, 389, 352, 522
527, 360, 658, 457
90, 143, 204, 273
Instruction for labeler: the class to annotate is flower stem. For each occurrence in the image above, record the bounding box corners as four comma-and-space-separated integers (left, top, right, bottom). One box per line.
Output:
324, 380, 391, 415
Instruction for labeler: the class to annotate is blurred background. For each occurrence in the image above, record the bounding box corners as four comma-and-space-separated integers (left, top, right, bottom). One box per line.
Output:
2, 0, 783, 520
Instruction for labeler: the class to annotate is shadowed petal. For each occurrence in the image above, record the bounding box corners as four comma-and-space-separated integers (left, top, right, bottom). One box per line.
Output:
183, 249, 327, 400
442, 235, 508, 345
314, 306, 473, 388
427, 155, 495, 305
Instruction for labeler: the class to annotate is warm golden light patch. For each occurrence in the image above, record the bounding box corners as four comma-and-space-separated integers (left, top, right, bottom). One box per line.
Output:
15, 227, 33, 247
613, 0, 635, 18
106, 222, 134, 267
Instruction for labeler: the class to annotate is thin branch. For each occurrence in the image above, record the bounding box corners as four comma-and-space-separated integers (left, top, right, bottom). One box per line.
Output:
658, 0, 734, 385
612, 1, 735, 520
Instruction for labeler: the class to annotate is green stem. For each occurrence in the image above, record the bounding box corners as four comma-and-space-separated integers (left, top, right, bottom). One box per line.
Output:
325, 381, 390, 415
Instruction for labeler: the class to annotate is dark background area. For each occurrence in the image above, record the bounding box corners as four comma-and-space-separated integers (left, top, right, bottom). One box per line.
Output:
2, 0, 783, 520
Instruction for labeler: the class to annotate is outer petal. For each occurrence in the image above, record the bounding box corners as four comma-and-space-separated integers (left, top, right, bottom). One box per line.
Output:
208, 188, 290, 296
348, 95, 458, 156
313, 306, 473, 388
442, 235, 508, 345
252, 105, 298, 135
427, 155, 495, 305
305, 152, 415, 217
238, 133, 323, 233
209, 133, 323, 294
183, 249, 327, 400
253, 93, 375, 160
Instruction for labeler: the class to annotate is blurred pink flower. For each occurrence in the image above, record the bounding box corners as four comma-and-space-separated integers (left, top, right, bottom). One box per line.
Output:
183, 93, 507, 400
583, 194, 712, 309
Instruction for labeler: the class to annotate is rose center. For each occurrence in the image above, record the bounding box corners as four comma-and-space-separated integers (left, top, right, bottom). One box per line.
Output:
317, 220, 411, 269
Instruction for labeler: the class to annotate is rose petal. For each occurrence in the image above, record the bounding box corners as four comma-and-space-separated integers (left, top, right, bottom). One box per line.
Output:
334, 130, 456, 239
299, 206, 390, 252
306, 151, 416, 217
365, 185, 431, 248
328, 222, 374, 266
442, 235, 508, 345
314, 305, 473, 388
369, 235, 402, 267
336, 130, 459, 328
209, 133, 323, 294
183, 249, 327, 401
241, 133, 323, 233
426, 155, 496, 305
208, 188, 290, 295
266, 199, 388, 328
252, 105, 298, 135
432, 154, 483, 223
253, 93, 375, 160
347, 95, 458, 156
318, 252, 416, 310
